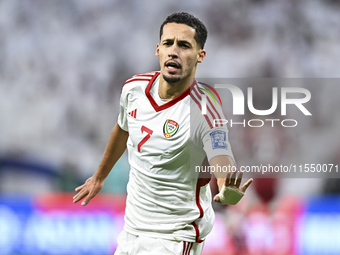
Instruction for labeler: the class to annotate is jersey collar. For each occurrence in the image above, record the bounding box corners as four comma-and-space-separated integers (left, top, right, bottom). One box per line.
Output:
145, 72, 192, 112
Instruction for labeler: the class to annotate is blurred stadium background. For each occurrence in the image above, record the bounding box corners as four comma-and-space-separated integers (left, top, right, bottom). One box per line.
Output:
1, 0, 340, 254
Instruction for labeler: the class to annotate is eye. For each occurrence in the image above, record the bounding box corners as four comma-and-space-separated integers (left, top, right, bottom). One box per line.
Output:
178, 42, 191, 49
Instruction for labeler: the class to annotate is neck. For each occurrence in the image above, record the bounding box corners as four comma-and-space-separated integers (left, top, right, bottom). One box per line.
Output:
158, 74, 194, 100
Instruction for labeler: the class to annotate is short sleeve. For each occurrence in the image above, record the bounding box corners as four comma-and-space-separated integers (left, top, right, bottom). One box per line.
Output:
117, 85, 129, 132
202, 126, 235, 164
191, 84, 235, 164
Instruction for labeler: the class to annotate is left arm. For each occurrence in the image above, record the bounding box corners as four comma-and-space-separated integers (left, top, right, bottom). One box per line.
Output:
210, 155, 253, 205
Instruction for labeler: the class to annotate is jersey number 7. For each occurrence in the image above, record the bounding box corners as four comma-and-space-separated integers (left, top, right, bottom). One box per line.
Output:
138, 126, 153, 152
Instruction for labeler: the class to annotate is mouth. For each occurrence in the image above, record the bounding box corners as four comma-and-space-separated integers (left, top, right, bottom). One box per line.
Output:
165, 60, 181, 73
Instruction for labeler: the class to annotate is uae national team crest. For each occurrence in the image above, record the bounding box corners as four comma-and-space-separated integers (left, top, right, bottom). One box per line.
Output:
163, 119, 179, 138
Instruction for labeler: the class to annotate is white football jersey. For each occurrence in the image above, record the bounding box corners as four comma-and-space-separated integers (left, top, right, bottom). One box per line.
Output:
117, 71, 234, 243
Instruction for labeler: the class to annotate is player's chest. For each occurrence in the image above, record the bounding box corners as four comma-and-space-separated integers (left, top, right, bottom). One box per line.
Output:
126, 96, 190, 154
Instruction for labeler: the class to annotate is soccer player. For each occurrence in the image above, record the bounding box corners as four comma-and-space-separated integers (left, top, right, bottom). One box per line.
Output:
73, 12, 253, 255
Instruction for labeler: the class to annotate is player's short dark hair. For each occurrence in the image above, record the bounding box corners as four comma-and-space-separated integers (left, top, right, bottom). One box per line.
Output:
160, 12, 208, 49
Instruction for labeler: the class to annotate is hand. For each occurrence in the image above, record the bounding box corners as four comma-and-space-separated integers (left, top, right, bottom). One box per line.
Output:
214, 171, 253, 205
73, 177, 104, 206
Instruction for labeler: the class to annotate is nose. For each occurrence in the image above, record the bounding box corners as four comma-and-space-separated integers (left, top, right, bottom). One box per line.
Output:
168, 44, 179, 59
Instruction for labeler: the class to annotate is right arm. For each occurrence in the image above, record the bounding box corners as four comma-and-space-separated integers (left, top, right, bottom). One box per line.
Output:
73, 123, 129, 206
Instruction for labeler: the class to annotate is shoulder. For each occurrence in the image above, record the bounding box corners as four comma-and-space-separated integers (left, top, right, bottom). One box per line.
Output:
122, 71, 160, 92
119, 71, 160, 101
191, 82, 222, 104
190, 81, 222, 112
190, 81, 224, 129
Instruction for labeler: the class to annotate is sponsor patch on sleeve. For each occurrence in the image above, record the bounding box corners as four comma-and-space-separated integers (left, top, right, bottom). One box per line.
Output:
210, 130, 228, 150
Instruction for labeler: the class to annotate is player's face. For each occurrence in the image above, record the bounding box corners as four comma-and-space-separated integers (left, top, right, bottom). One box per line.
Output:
156, 23, 206, 84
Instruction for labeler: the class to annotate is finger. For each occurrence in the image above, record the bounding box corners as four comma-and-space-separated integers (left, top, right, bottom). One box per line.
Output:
73, 187, 86, 199
81, 192, 96, 206
75, 183, 85, 192
73, 193, 86, 204
225, 172, 231, 186
73, 190, 89, 203
74, 178, 91, 193
240, 178, 253, 193
213, 194, 221, 203
235, 171, 243, 188
230, 171, 237, 186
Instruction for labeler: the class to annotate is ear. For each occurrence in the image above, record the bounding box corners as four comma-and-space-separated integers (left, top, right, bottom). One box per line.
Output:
197, 49, 206, 63
156, 43, 160, 57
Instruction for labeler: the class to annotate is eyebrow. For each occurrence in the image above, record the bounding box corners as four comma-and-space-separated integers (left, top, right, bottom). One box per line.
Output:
162, 38, 193, 47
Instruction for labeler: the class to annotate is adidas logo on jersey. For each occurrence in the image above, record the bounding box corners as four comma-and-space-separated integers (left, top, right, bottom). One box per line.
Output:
128, 109, 137, 118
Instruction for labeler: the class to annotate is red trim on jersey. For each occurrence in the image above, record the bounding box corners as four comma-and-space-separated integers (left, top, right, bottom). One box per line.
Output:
197, 86, 223, 126
136, 71, 156, 76
191, 173, 210, 244
196, 87, 223, 127
195, 174, 211, 219
121, 72, 155, 94
124, 78, 151, 86
184, 241, 188, 255
132, 74, 155, 78
132, 72, 156, 77
190, 85, 215, 128
199, 82, 223, 105
185, 242, 189, 255
208, 96, 222, 126
195, 87, 219, 126
195, 180, 204, 219
145, 72, 191, 112
190, 90, 213, 129
182, 241, 193, 255
191, 83, 225, 128
191, 221, 204, 243
183, 242, 193, 255
187, 242, 193, 255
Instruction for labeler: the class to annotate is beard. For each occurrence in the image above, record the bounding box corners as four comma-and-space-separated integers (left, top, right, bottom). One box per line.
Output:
163, 74, 181, 84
